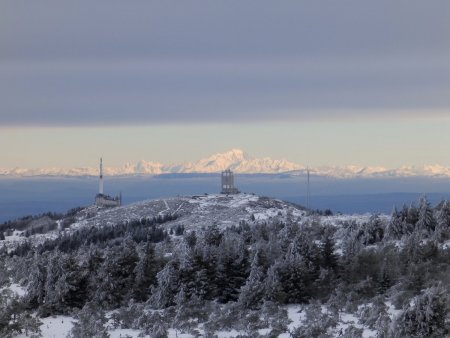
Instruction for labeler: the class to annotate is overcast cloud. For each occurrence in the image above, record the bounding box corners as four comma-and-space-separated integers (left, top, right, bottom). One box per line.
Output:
1, 0, 450, 126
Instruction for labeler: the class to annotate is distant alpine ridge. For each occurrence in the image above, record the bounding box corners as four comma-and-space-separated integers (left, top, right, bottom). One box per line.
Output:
2, 149, 450, 178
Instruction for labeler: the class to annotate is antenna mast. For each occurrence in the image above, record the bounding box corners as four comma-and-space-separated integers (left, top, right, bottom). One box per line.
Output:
306, 166, 311, 209
99, 157, 104, 195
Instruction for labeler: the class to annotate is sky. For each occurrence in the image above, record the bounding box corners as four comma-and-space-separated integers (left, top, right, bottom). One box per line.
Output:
1, 1, 450, 168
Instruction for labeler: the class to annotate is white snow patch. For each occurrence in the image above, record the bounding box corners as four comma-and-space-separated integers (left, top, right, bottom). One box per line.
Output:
109, 328, 143, 338
252, 208, 282, 221
442, 239, 450, 249
386, 301, 402, 320
215, 329, 243, 337
4, 232, 24, 242
336, 312, 377, 338
9, 283, 26, 297
278, 305, 304, 338
14, 315, 74, 338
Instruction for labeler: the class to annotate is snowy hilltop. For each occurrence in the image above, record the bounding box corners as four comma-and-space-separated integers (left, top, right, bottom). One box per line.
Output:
3, 149, 450, 178
0, 194, 309, 252
1, 194, 450, 337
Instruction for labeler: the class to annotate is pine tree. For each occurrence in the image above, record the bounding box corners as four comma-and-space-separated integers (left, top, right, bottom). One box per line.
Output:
362, 214, 384, 245
21, 311, 42, 337
150, 322, 168, 338
56, 253, 88, 310
68, 302, 110, 338
196, 243, 219, 300
25, 253, 48, 308
321, 231, 338, 271
238, 250, 266, 309
132, 243, 159, 302
216, 233, 249, 303
172, 286, 207, 332
386, 207, 403, 240
175, 240, 200, 299
279, 243, 314, 303
435, 200, 450, 241
95, 240, 139, 308
86, 246, 104, 300
43, 250, 63, 312
406, 204, 419, 226
416, 196, 436, 234
41, 251, 87, 314
374, 312, 390, 338
150, 261, 180, 308
184, 230, 197, 249
203, 224, 222, 247
0, 290, 25, 338
378, 258, 393, 294
189, 266, 209, 300
94, 248, 119, 307
341, 221, 363, 258
393, 285, 449, 337
264, 263, 285, 303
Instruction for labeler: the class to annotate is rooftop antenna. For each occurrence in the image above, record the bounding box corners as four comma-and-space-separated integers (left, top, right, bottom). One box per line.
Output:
306, 166, 311, 210
99, 157, 104, 195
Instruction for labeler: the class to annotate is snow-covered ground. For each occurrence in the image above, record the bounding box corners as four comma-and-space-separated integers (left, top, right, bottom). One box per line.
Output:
9, 302, 397, 338
8, 283, 26, 297
1, 194, 311, 252
14, 316, 73, 338
336, 312, 377, 338
1, 192, 390, 258
1, 282, 26, 298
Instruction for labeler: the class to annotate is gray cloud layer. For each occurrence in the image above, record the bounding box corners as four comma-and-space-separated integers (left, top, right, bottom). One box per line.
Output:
1, 1, 450, 126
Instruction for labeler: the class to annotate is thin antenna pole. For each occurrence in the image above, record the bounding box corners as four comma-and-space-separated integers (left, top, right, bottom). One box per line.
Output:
306, 166, 311, 209
99, 157, 104, 195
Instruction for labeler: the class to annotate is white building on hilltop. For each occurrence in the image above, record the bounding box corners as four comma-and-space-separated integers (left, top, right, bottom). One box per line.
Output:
221, 169, 239, 194
95, 158, 121, 208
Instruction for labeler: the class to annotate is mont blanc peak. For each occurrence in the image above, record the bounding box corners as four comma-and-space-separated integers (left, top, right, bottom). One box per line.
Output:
191, 149, 250, 171
183, 149, 300, 173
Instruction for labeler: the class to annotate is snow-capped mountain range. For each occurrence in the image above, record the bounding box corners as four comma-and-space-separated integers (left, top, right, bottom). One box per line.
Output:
2, 149, 450, 178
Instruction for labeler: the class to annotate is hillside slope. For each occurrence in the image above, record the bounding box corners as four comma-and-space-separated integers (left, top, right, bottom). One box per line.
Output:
1, 193, 309, 251
1, 195, 450, 338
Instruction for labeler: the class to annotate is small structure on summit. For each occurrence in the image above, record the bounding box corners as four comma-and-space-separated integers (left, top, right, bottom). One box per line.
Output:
95, 158, 121, 208
221, 169, 239, 194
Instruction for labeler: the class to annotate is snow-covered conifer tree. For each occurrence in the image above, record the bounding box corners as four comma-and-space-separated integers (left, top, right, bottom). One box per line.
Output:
150, 261, 180, 308
25, 253, 48, 308
68, 302, 110, 338
435, 200, 450, 241
416, 196, 436, 234
361, 215, 384, 245
132, 243, 159, 302
393, 285, 449, 337
238, 250, 266, 309
386, 207, 404, 240
216, 233, 249, 303
264, 262, 285, 303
